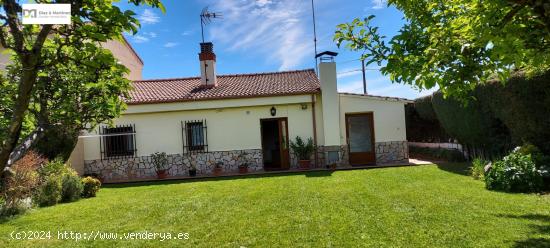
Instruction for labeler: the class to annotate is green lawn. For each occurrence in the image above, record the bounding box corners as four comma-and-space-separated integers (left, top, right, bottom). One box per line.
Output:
1, 164, 549, 247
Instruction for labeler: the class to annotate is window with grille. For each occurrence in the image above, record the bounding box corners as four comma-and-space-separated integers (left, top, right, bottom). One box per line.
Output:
100, 124, 136, 159
182, 120, 208, 153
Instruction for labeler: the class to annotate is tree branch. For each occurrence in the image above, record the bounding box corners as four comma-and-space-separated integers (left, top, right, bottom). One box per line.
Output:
500, 1, 528, 27
2, 0, 24, 53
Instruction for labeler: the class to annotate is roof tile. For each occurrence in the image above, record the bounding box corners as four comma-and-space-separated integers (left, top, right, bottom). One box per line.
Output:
127, 69, 320, 104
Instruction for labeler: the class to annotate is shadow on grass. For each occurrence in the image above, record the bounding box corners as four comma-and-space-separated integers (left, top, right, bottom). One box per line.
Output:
435, 162, 471, 176
104, 170, 335, 189
497, 214, 550, 248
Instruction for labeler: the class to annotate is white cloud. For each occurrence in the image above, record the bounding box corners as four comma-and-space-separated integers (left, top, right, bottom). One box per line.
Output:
138, 9, 160, 25
132, 35, 149, 43
210, 0, 313, 71
144, 31, 157, 38
371, 0, 387, 10
181, 30, 192, 36
164, 42, 179, 48
255, 0, 272, 7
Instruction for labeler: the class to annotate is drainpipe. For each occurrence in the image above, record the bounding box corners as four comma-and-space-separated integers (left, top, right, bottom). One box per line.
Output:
311, 94, 319, 167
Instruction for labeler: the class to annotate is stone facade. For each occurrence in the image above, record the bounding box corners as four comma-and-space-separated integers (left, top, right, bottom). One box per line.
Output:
288, 145, 349, 169
375, 141, 408, 164
84, 149, 263, 182
84, 142, 408, 182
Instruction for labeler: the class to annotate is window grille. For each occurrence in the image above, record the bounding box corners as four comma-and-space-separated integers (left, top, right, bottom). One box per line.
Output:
99, 124, 136, 160
182, 120, 208, 153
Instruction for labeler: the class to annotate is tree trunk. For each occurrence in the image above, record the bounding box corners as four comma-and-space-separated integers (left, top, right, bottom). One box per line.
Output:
34, 125, 79, 161
0, 65, 39, 171
6, 126, 46, 166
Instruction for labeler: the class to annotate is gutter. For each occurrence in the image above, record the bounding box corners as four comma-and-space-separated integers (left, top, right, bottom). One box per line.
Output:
311, 94, 319, 167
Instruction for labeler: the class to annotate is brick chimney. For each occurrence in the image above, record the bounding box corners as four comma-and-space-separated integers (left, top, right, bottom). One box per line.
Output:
199, 42, 217, 87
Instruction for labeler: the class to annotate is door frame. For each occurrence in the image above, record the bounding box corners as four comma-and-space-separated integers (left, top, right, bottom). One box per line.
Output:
260, 117, 290, 170
345, 112, 376, 165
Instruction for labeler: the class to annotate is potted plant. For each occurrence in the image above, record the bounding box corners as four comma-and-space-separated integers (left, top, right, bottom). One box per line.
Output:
213, 162, 223, 176
189, 163, 197, 177
238, 152, 249, 174
290, 136, 314, 170
151, 152, 170, 179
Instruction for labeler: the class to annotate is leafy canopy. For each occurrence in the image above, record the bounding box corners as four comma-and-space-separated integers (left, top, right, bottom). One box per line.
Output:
334, 0, 550, 99
0, 0, 164, 168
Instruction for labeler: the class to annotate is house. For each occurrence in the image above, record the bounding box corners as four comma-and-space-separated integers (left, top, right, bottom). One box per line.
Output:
67, 41, 411, 182
1, 36, 411, 181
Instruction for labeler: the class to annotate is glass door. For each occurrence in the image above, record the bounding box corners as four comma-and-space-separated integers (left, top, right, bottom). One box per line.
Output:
346, 113, 376, 165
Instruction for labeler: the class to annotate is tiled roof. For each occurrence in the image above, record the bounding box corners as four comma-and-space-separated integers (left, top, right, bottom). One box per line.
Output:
127, 69, 320, 105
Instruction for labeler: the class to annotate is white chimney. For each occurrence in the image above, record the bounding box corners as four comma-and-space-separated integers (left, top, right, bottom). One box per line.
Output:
199, 42, 217, 87
318, 51, 341, 147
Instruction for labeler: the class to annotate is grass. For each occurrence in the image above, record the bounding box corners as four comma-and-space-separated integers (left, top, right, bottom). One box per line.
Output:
1, 163, 549, 247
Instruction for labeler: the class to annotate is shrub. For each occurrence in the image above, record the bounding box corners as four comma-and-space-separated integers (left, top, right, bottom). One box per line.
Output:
81, 177, 101, 198
61, 170, 83, 203
516, 144, 550, 189
485, 148, 544, 193
470, 158, 488, 180
38, 159, 66, 178
1, 151, 46, 216
34, 174, 62, 207
35, 159, 76, 206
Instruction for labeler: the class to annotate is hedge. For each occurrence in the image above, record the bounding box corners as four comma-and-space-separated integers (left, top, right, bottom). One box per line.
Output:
405, 103, 450, 142
431, 91, 512, 159
478, 71, 550, 154
408, 70, 550, 159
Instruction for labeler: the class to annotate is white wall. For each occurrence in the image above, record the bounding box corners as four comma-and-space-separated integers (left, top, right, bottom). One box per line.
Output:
102, 39, 143, 80
339, 94, 407, 143
82, 99, 318, 160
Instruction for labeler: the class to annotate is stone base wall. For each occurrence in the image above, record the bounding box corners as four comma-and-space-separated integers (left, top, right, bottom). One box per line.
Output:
84, 149, 263, 182
316, 145, 349, 168
84, 142, 408, 182
289, 145, 349, 169
375, 141, 408, 164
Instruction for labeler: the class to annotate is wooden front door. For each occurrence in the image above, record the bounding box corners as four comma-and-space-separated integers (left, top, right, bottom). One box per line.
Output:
346, 113, 376, 165
261, 118, 290, 170
278, 118, 290, 169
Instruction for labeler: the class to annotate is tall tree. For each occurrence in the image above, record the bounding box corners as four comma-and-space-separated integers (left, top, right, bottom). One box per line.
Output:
334, 0, 550, 99
0, 0, 164, 171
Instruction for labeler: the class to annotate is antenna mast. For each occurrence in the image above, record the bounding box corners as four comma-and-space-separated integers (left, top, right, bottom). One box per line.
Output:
200, 7, 222, 43
311, 0, 319, 74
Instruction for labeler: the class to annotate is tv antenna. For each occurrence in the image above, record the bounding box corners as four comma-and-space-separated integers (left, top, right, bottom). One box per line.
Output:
200, 7, 222, 43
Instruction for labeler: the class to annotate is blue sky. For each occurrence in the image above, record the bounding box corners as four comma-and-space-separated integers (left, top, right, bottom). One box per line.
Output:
118, 0, 435, 99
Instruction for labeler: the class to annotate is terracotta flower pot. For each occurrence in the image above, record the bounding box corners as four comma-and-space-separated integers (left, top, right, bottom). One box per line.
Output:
238, 166, 248, 174
213, 167, 223, 176
298, 160, 311, 170
156, 170, 168, 179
